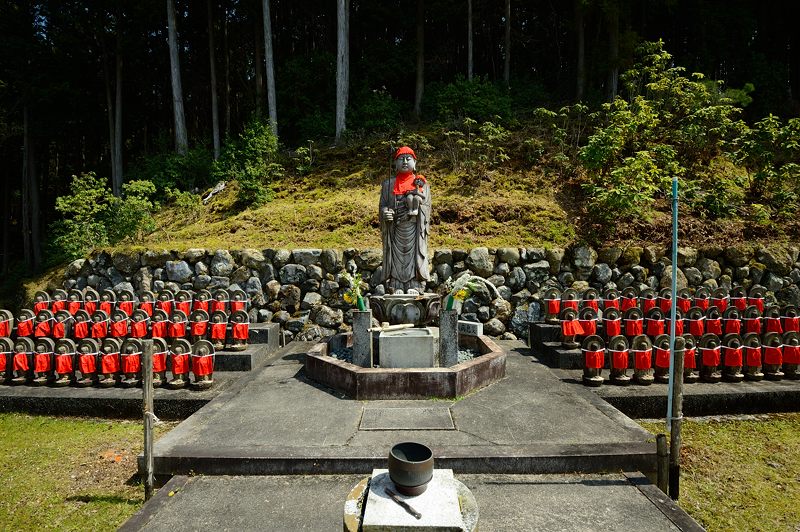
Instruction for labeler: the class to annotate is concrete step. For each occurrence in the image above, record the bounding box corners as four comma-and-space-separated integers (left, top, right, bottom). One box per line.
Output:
120, 472, 703, 532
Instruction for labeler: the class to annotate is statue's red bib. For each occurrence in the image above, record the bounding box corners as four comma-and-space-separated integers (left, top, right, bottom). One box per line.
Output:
393, 172, 426, 195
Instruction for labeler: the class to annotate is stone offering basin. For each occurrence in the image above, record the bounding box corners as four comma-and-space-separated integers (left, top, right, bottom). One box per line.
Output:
305, 333, 506, 400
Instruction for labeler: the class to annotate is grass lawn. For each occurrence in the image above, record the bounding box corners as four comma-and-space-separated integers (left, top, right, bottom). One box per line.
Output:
639, 413, 800, 532
0, 413, 175, 531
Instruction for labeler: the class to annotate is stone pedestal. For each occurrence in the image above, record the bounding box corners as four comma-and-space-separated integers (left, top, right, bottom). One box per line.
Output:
352, 310, 373, 368
439, 310, 459, 368
370, 294, 442, 327
379, 328, 436, 368
361, 469, 467, 532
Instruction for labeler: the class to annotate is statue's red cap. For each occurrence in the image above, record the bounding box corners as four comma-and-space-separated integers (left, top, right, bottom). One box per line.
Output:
394, 146, 417, 160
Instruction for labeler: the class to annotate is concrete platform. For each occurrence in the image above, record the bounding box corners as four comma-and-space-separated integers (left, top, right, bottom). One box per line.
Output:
0, 373, 240, 420
120, 472, 702, 531
0, 322, 282, 419
213, 344, 272, 371
553, 368, 800, 418
144, 341, 657, 477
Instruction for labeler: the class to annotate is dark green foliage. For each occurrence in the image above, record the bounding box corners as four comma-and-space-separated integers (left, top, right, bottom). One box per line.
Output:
212, 117, 284, 207
734, 115, 800, 220
48, 173, 157, 263
128, 147, 213, 192
347, 88, 409, 133
578, 41, 754, 222
424, 77, 512, 123
165, 187, 203, 223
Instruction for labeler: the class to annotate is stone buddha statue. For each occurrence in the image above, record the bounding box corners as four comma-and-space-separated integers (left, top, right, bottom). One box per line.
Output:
379, 146, 431, 293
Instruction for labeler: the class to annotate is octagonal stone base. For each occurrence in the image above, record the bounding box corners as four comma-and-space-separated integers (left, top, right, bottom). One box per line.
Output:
305, 334, 506, 400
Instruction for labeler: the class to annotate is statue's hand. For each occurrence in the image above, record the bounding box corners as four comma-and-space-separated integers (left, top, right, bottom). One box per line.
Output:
382, 208, 394, 222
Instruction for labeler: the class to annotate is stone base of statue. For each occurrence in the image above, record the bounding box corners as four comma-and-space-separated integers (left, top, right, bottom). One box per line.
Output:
369, 293, 441, 327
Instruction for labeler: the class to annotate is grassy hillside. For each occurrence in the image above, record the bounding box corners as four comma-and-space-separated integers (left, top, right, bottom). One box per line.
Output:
142, 133, 576, 251
132, 128, 790, 254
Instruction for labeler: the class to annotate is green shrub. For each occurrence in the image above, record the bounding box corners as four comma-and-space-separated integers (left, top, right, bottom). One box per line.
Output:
347, 88, 409, 132
425, 76, 512, 122
48, 173, 158, 262
293, 141, 315, 176
165, 187, 203, 223
212, 117, 284, 207
128, 147, 212, 192
734, 115, 800, 218
579, 41, 753, 221
442, 118, 510, 175
107, 180, 158, 243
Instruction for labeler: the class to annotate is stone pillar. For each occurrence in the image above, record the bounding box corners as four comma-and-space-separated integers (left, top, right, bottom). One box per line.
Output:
352, 310, 373, 368
440, 309, 459, 367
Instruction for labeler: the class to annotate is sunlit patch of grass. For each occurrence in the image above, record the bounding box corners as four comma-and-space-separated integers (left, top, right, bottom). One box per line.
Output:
0, 413, 175, 531
639, 414, 800, 532
125, 174, 572, 252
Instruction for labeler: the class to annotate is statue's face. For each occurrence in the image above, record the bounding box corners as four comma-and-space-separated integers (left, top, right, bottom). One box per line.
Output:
174, 346, 184, 354
395, 155, 416, 173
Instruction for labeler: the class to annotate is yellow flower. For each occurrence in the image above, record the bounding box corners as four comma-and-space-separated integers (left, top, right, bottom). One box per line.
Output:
454, 289, 469, 301
343, 293, 354, 304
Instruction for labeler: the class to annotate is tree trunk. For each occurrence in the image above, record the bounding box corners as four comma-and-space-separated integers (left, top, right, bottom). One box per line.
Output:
607, 1, 619, 101
2, 162, 9, 274
503, 0, 510, 87
167, 0, 188, 155
575, 0, 585, 101
262, 0, 278, 136
467, 0, 473, 80
21, 104, 31, 268
102, 42, 118, 193
254, 21, 264, 117
114, 30, 123, 193
414, 0, 424, 118
21, 103, 41, 272
335, 0, 349, 144
224, 5, 231, 136
208, 0, 220, 159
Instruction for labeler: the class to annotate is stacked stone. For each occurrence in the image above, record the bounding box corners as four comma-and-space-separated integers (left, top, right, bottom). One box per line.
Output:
58, 244, 800, 341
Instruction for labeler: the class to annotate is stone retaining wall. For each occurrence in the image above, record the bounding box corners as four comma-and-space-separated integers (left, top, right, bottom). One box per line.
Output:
60, 244, 800, 340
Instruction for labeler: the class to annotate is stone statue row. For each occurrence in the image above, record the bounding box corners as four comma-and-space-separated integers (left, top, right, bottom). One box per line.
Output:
4, 307, 249, 351
31, 287, 250, 316
543, 285, 769, 324
0, 336, 215, 390
581, 330, 800, 387
558, 300, 799, 348
4, 287, 252, 351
